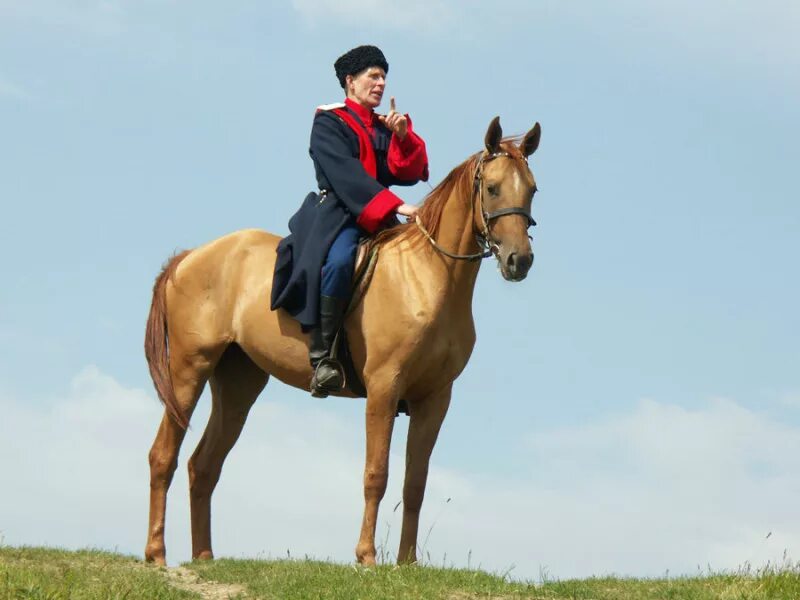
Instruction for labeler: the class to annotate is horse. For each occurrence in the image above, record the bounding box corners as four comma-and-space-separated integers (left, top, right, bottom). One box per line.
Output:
143, 116, 541, 566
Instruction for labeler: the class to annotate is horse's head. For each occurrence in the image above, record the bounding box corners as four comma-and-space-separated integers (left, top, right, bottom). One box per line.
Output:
476, 117, 541, 281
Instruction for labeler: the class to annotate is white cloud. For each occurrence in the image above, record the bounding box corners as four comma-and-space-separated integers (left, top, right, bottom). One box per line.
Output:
780, 392, 800, 408
621, 0, 800, 63
0, 366, 161, 555
291, 0, 453, 33
2, 368, 800, 580
0, 76, 31, 101
0, 0, 125, 36
510, 398, 800, 576
290, 0, 799, 78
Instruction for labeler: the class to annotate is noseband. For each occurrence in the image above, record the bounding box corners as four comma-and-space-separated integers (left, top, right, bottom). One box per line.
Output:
415, 151, 536, 261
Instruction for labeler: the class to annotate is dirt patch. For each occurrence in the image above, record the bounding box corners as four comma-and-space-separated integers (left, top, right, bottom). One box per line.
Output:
164, 566, 247, 599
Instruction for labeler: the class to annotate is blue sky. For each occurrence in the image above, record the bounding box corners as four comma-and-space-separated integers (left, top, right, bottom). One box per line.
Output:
1, 0, 799, 581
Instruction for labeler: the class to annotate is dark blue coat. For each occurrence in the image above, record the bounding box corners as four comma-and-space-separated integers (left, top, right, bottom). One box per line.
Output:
271, 101, 428, 329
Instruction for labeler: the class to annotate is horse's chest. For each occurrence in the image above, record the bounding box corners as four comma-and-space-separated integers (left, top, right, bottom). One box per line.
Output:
414, 319, 475, 384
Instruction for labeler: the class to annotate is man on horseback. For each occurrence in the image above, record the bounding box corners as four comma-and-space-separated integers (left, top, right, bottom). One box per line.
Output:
270, 45, 430, 398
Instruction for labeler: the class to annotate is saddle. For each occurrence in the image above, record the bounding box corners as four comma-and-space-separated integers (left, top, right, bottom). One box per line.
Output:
329, 238, 410, 416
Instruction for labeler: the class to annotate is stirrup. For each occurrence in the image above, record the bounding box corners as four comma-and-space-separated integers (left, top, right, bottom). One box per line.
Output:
310, 358, 346, 398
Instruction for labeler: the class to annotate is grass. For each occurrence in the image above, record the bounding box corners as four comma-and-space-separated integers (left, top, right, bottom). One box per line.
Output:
186, 557, 800, 600
534, 569, 800, 600
3, 545, 800, 599
0, 546, 194, 600
188, 558, 538, 599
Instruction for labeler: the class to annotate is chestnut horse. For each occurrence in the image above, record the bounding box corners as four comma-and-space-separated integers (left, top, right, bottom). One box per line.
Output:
143, 117, 541, 566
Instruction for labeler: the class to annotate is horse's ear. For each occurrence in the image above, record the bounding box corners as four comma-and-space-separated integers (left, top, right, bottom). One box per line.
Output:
485, 116, 502, 153
520, 122, 541, 157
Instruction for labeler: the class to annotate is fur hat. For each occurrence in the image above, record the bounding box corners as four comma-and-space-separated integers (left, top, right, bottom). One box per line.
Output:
334, 45, 389, 89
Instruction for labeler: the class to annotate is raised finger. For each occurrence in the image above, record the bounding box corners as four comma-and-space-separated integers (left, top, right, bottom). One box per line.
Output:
390, 96, 396, 113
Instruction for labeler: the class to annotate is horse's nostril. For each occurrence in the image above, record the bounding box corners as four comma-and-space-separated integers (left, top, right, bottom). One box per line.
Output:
506, 252, 533, 277
515, 252, 532, 274
522, 252, 533, 269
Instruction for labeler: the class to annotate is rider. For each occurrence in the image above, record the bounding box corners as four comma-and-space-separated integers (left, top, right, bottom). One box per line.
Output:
271, 45, 429, 398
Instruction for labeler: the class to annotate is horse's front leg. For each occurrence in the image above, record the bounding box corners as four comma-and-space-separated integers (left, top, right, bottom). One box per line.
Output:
355, 386, 398, 565
397, 384, 452, 564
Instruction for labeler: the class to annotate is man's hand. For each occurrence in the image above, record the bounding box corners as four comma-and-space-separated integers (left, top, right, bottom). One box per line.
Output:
396, 202, 419, 220
378, 97, 408, 141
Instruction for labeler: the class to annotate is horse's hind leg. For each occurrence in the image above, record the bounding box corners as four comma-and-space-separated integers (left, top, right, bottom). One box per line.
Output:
188, 344, 268, 560
397, 384, 452, 564
144, 350, 215, 566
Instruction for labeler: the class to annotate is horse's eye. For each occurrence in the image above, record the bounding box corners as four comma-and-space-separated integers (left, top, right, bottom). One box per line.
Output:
487, 184, 499, 196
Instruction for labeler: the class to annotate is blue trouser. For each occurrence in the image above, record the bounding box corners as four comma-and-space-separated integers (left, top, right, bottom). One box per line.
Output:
321, 222, 361, 299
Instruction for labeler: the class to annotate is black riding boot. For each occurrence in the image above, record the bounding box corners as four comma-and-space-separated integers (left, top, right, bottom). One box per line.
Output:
309, 295, 347, 398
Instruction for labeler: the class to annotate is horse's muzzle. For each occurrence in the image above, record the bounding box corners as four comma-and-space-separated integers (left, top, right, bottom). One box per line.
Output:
501, 250, 533, 281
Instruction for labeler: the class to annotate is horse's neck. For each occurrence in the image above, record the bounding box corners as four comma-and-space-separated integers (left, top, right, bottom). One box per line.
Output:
408, 182, 482, 309
438, 184, 483, 267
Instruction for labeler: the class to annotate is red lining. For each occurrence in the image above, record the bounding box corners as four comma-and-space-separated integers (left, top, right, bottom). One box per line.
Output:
332, 108, 377, 177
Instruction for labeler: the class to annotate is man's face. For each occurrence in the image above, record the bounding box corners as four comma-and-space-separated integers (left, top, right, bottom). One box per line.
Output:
347, 67, 386, 109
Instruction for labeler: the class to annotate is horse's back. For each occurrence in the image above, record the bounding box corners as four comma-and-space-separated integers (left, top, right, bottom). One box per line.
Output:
177, 228, 280, 271
164, 228, 281, 347
164, 228, 311, 385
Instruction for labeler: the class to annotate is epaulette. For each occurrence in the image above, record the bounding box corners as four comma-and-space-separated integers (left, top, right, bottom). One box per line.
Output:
316, 103, 346, 112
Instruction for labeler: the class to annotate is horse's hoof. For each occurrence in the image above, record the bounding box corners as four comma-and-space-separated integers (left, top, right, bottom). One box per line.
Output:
194, 550, 214, 561
355, 544, 377, 566
144, 547, 166, 567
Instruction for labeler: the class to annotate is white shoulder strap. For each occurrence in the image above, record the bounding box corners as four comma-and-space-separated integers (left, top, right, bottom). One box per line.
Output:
316, 102, 346, 112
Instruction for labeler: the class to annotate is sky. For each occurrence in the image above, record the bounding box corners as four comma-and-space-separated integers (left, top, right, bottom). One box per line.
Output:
1, 0, 799, 582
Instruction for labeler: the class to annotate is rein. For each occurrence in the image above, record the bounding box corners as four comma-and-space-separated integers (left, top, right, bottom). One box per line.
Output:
414, 216, 494, 261
415, 151, 536, 262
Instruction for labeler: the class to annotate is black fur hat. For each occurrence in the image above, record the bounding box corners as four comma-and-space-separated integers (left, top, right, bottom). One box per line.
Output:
334, 45, 389, 89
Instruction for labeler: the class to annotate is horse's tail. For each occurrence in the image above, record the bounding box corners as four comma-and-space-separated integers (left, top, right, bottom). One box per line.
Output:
144, 250, 192, 430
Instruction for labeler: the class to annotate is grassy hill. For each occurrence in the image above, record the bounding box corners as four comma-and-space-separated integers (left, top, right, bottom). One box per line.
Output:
2, 545, 800, 599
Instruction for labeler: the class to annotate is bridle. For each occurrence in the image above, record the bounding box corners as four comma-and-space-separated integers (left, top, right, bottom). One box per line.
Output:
415, 151, 536, 261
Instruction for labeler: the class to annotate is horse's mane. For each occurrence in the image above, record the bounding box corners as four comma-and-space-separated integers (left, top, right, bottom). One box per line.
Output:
373, 138, 526, 248
372, 153, 479, 248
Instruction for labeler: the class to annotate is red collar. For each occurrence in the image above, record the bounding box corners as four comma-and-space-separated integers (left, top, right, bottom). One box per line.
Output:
344, 98, 375, 127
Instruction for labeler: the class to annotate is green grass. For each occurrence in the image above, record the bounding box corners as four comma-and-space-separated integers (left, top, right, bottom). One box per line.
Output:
188, 558, 537, 599
3, 545, 800, 599
0, 546, 194, 600
186, 557, 800, 600
536, 570, 800, 600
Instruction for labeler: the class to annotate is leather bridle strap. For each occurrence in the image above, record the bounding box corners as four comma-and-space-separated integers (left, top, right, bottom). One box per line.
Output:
484, 207, 537, 228
415, 150, 535, 262
414, 215, 492, 261
475, 151, 536, 246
